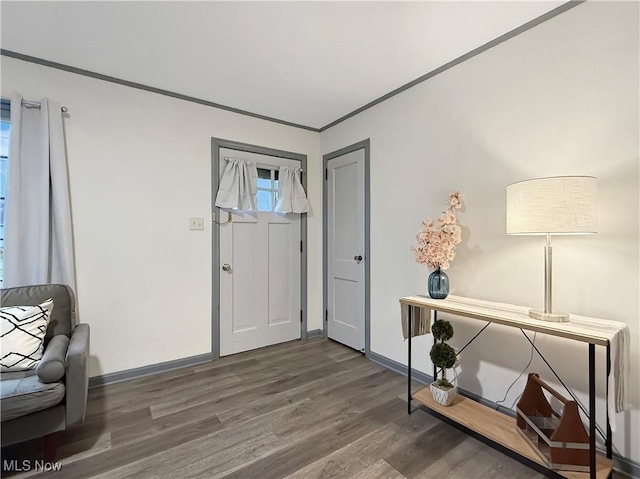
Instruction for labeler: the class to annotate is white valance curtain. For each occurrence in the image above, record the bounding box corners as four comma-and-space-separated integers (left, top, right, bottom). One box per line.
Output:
275, 166, 308, 213
215, 158, 258, 211
4, 92, 76, 290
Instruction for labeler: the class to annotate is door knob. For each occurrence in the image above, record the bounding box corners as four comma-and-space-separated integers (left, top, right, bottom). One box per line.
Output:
222, 263, 231, 272
354, 255, 363, 263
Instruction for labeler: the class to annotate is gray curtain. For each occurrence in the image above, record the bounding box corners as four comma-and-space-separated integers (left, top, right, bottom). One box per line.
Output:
3, 92, 76, 291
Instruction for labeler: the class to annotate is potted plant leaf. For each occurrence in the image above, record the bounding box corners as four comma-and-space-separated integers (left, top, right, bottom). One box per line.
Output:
429, 318, 457, 406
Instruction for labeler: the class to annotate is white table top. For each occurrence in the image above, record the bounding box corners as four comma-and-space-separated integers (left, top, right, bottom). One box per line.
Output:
399, 295, 627, 347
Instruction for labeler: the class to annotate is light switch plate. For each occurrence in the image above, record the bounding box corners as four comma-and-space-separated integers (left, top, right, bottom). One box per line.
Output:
189, 217, 205, 230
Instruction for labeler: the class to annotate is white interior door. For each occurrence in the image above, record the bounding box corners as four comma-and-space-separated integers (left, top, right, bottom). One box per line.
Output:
327, 148, 365, 352
219, 148, 301, 356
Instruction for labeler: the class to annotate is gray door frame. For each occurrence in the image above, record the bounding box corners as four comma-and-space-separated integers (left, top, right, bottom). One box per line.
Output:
322, 139, 371, 356
211, 137, 308, 360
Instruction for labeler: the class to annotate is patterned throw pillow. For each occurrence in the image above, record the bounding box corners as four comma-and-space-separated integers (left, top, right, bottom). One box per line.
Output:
0, 299, 54, 371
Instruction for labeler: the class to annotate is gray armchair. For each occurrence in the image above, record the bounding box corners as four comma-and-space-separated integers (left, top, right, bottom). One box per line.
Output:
1, 284, 90, 460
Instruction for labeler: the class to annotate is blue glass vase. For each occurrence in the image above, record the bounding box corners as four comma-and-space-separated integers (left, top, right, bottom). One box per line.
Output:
428, 267, 449, 299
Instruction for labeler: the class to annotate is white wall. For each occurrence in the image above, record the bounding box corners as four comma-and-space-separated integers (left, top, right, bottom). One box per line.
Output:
0, 57, 322, 376
320, 1, 639, 463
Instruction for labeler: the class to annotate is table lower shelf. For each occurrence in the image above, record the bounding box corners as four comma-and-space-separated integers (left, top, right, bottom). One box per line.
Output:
411, 387, 612, 479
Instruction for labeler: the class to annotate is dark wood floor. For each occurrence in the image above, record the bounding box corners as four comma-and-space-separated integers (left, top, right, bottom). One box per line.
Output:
3, 338, 552, 478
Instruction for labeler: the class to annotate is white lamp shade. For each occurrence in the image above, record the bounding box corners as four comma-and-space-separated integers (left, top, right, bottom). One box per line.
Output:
506, 176, 597, 235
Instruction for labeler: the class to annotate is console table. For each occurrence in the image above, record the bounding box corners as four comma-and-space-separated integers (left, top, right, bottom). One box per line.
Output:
400, 295, 626, 479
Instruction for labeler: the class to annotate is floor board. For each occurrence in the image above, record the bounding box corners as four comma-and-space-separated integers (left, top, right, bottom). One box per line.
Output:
1, 338, 622, 478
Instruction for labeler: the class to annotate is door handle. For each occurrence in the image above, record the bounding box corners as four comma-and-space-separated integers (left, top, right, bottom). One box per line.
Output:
354, 255, 363, 263
222, 263, 231, 272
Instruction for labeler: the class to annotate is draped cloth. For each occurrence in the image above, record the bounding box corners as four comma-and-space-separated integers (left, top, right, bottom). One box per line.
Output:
401, 304, 431, 340
214, 157, 258, 211
567, 314, 632, 432
4, 92, 76, 291
275, 166, 308, 213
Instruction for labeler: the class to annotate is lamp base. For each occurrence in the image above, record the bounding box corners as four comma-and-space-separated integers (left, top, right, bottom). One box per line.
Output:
529, 309, 569, 322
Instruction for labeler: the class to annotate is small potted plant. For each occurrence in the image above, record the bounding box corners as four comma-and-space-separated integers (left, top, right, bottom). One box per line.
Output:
429, 318, 457, 406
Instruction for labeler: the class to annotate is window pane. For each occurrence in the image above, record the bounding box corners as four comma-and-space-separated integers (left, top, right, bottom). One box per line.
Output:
0, 158, 7, 198
256, 189, 272, 211
257, 168, 271, 189
0, 117, 7, 286
0, 238, 3, 287
257, 178, 271, 189
1, 121, 10, 159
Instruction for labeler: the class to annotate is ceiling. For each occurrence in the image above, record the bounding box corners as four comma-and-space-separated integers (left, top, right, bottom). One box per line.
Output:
1, 1, 567, 130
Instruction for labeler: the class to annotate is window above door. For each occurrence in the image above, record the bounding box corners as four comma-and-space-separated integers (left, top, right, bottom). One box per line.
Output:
256, 167, 279, 212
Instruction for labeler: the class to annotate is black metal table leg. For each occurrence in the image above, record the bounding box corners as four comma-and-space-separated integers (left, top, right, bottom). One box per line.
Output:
589, 343, 596, 479
408, 305, 412, 414
606, 343, 612, 460
433, 311, 437, 381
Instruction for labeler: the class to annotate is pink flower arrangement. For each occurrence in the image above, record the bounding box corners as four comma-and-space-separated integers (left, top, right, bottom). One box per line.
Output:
411, 191, 464, 271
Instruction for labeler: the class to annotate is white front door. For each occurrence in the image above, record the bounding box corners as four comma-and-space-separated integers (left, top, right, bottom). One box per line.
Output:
219, 148, 301, 356
326, 148, 365, 352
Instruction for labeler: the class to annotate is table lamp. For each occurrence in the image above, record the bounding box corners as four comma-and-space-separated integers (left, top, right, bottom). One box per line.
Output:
506, 176, 597, 322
